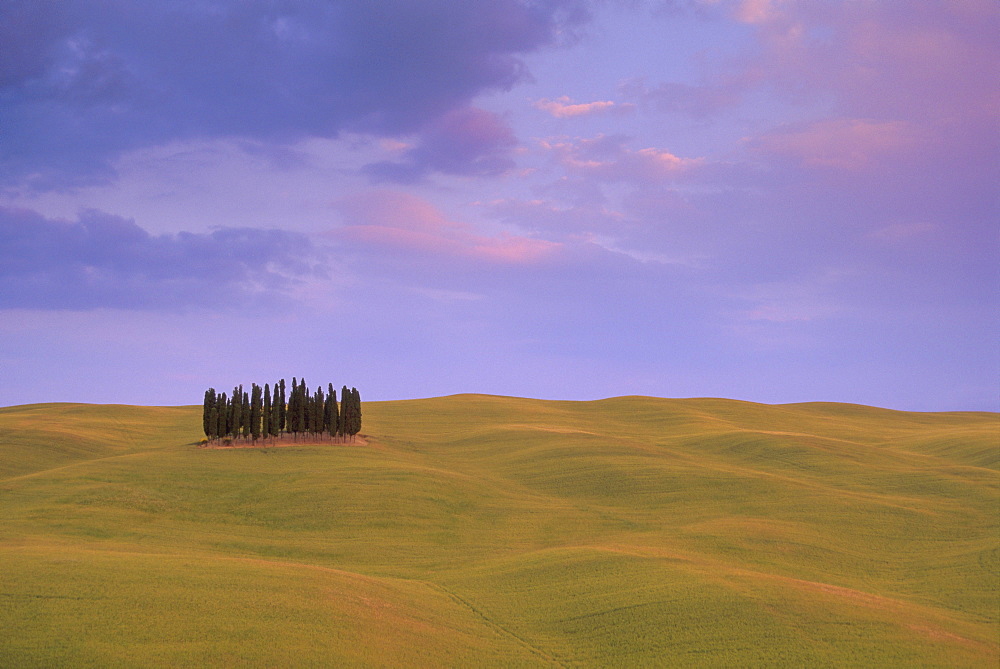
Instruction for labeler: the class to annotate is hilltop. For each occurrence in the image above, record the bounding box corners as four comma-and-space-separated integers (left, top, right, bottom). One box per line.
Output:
1, 395, 997, 666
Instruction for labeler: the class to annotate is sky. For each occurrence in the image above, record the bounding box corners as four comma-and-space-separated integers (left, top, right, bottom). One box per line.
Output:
1, 0, 997, 411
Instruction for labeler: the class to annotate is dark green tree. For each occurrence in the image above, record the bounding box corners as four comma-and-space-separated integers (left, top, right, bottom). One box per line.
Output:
339, 385, 353, 440
231, 389, 239, 439
277, 379, 286, 435
242, 389, 250, 440
298, 378, 308, 436
203, 388, 216, 439
231, 386, 243, 439
271, 380, 282, 438
301, 382, 309, 435
217, 392, 228, 439
208, 404, 219, 440
312, 386, 324, 438
250, 383, 262, 442
263, 383, 271, 443
326, 384, 339, 440
288, 377, 299, 436
349, 387, 362, 439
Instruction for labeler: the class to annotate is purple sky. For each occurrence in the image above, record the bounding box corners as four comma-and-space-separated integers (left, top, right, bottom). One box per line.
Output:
1, 0, 997, 411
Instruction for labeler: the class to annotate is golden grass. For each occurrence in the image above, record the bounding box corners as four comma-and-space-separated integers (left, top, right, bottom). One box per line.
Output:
1, 395, 996, 666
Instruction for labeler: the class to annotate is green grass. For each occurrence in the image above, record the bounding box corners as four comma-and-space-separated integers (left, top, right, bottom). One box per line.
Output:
1, 395, 997, 666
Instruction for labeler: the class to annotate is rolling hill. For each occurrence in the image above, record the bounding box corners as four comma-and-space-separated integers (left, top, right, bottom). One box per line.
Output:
1, 395, 997, 666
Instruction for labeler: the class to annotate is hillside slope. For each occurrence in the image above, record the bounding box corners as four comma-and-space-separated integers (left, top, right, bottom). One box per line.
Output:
0, 403, 198, 479
1, 395, 997, 666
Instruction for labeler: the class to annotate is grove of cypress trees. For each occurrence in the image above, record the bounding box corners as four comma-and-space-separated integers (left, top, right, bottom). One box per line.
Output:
201, 379, 359, 445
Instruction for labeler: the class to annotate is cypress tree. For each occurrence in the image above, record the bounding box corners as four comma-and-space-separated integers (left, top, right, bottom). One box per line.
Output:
288, 377, 299, 436
298, 378, 308, 436
339, 385, 351, 439
250, 384, 262, 442
217, 392, 228, 439
340, 386, 351, 440
297, 379, 305, 436
288, 376, 301, 434
208, 404, 219, 440
231, 387, 239, 439
263, 384, 271, 443
203, 388, 216, 438
228, 388, 235, 438
326, 384, 339, 440
231, 385, 243, 439
348, 387, 362, 440
302, 383, 310, 434
318, 389, 324, 436
314, 386, 322, 437
354, 388, 362, 437
270, 383, 281, 437
277, 379, 286, 434
321, 385, 330, 436
242, 389, 250, 440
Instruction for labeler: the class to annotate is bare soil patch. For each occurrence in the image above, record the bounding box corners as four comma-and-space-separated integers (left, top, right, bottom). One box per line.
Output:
200, 434, 369, 450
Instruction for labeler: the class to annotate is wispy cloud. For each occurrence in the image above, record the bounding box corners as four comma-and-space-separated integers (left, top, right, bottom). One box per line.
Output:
541, 135, 701, 183
750, 118, 920, 170
533, 96, 632, 118
332, 191, 560, 264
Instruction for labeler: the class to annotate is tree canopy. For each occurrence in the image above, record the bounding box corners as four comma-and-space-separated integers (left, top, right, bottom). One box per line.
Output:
202, 378, 361, 444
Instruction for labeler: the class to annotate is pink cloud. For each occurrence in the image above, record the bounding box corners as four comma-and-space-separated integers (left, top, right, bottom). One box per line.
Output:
719, 0, 1000, 125
533, 96, 631, 118
541, 134, 701, 182
332, 191, 559, 264
471, 233, 560, 263
732, 0, 783, 25
751, 118, 920, 170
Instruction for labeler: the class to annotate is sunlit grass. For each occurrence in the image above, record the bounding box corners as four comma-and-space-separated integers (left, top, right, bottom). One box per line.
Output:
1, 395, 996, 666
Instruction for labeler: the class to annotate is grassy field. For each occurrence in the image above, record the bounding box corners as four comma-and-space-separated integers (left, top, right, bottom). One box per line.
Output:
1, 395, 997, 666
